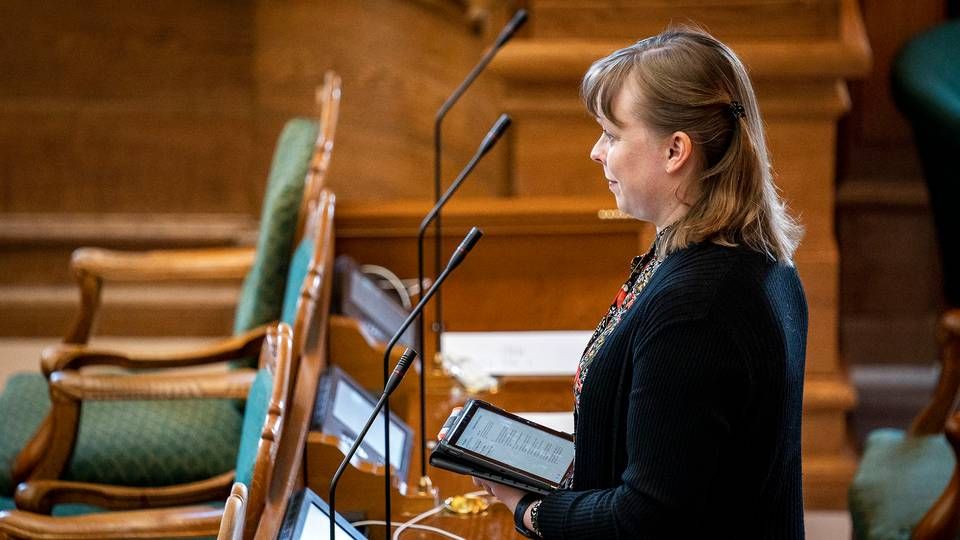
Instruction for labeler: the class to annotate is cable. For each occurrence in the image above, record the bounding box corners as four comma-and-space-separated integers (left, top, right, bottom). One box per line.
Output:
349, 519, 464, 540
360, 264, 413, 309
392, 505, 444, 540
351, 490, 492, 540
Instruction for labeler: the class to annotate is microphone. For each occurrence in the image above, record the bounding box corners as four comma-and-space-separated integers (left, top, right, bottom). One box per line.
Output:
416, 114, 510, 490
383, 348, 417, 397
329, 227, 484, 540
419, 115, 511, 239
327, 348, 416, 540
427, 9, 529, 421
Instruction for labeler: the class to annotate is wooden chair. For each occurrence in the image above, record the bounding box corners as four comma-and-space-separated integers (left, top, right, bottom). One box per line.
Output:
0, 73, 342, 500
217, 482, 248, 540
0, 323, 292, 540
0, 188, 337, 539
850, 309, 960, 540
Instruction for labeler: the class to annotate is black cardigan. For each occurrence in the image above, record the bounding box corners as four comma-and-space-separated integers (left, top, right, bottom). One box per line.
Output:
537, 242, 807, 539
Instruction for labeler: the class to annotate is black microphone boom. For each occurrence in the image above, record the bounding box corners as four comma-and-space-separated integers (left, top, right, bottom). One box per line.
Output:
425, 13, 529, 480
417, 110, 512, 489
329, 227, 484, 540
327, 348, 416, 540
420, 114, 510, 237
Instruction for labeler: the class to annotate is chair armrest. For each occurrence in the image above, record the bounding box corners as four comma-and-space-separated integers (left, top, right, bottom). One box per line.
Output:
42, 325, 269, 375
0, 505, 223, 539
911, 309, 960, 435
49, 369, 256, 402
63, 246, 255, 344
912, 411, 960, 540
14, 471, 235, 514
71, 246, 256, 282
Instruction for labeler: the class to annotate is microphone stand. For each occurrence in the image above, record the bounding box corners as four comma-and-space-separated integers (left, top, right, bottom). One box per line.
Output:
414, 117, 510, 482
330, 227, 484, 539
327, 349, 416, 540
419, 9, 528, 492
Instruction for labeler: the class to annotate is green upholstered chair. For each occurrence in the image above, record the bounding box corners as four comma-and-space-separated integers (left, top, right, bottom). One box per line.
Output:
891, 20, 960, 308
0, 117, 317, 492
850, 310, 960, 540
0, 324, 294, 540
0, 72, 342, 502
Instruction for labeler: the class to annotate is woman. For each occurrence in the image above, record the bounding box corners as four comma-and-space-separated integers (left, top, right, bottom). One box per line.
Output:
477, 28, 808, 539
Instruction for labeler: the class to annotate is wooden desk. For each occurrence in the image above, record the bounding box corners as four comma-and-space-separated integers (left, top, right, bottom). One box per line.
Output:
411, 503, 516, 540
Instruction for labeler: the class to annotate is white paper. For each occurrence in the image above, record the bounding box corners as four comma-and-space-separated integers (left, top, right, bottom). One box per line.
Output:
441, 331, 592, 376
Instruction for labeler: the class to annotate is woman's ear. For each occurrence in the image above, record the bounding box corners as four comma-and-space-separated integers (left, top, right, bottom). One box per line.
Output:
664, 131, 694, 174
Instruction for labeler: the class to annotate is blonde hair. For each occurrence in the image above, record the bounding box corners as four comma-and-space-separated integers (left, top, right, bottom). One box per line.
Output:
581, 27, 802, 263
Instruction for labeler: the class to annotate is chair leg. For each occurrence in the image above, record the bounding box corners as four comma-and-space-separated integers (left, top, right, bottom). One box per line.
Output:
10, 415, 53, 487
23, 390, 82, 493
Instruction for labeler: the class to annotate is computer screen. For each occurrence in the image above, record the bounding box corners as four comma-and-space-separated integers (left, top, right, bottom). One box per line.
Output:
332, 378, 407, 469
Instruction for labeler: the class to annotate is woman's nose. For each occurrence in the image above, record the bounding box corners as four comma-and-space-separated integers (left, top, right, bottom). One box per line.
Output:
590, 137, 605, 164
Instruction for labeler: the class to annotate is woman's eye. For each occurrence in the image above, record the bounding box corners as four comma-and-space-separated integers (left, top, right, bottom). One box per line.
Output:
602, 130, 616, 141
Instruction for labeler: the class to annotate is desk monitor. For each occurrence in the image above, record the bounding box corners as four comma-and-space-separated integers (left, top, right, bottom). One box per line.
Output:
278, 488, 365, 540
312, 364, 414, 486
333, 255, 416, 347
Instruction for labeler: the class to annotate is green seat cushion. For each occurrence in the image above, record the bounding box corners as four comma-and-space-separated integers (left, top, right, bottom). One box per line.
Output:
64, 397, 244, 487
0, 373, 243, 493
280, 236, 315, 327
0, 373, 51, 496
233, 118, 319, 338
892, 20, 960, 137
849, 428, 956, 540
233, 368, 273, 489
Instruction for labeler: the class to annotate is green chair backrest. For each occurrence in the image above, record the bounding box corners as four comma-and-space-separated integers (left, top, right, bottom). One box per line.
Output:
233, 368, 273, 490
279, 236, 315, 327
233, 118, 319, 336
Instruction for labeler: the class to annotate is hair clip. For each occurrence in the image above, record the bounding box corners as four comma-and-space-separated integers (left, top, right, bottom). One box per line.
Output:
729, 101, 746, 120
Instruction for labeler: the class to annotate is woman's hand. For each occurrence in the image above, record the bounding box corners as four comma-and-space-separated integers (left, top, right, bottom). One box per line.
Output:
472, 477, 537, 531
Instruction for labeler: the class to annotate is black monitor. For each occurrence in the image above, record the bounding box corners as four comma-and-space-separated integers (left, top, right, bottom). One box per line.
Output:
333, 255, 416, 347
311, 364, 414, 488
278, 487, 366, 540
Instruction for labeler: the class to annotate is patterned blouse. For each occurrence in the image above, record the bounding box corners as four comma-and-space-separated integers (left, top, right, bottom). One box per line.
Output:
573, 230, 668, 416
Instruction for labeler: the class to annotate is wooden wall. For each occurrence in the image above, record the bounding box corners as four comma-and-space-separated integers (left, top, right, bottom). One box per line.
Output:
837, 0, 950, 365
0, 0, 504, 337
0, 1, 258, 215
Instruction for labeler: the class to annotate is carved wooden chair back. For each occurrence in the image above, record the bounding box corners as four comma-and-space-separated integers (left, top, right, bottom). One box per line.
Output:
248, 189, 336, 539
217, 483, 248, 540
295, 71, 341, 246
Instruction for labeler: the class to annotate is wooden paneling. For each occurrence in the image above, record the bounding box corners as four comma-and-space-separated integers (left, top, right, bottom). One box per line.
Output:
527, 0, 840, 40
254, 0, 508, 201
0, 1, 258, 215
837, 0, 948, 365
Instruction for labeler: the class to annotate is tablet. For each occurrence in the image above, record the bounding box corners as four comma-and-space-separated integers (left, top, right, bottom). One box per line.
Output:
431, 399, 574, 494
277, 488, 365, 540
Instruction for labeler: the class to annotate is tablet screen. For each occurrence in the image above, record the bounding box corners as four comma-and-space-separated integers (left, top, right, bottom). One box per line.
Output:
302, 504, 360, 540
452, 407, 574, 484
332, 380, 406, 468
